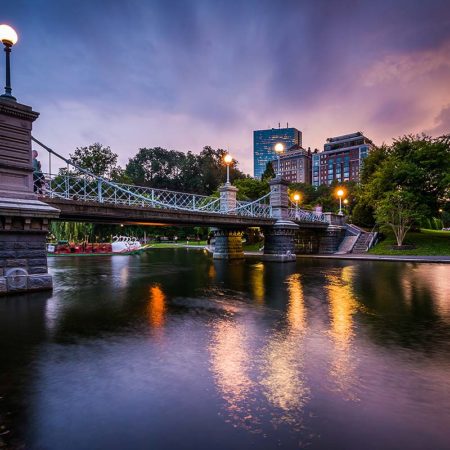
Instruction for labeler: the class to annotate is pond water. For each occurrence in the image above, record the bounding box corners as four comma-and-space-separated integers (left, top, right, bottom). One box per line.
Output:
1, 249, 449, 449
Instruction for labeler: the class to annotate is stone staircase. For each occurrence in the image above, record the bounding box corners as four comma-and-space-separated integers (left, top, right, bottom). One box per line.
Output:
334, 224, 377, 254
335, 235, 359, 254
351, 231, 375, 254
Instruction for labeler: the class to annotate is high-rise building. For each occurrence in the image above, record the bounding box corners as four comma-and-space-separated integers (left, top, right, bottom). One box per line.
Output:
312, 132, 374, 186
270, 144, 311, 183
253, 127, 302, 178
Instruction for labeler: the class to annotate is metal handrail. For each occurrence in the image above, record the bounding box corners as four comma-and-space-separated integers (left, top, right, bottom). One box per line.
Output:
32, 137, 271, 218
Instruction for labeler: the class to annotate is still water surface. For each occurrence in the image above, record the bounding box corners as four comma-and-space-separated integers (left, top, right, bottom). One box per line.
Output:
1, 249, 450, 449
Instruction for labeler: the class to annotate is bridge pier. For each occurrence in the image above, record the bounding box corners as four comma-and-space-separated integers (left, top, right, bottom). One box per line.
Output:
0, 99, 59, 296
212, 228, 244, 260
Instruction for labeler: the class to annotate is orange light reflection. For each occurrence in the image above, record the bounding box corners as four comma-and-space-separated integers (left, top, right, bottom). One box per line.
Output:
326, 266, 359, 399
148, 284, 166, 328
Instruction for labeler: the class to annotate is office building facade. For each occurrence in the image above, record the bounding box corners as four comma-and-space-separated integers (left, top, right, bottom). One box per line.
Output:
253, 127, 302, 178
312, 132, 374, 186
271, 145, 311, 184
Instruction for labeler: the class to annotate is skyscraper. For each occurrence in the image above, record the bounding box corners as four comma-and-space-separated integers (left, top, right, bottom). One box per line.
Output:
253, 127, 302, 178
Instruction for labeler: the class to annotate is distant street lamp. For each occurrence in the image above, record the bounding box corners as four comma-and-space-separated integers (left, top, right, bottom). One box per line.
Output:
0, 24, 18, 101
337, 188, 344, 215
224, 153, 233, 185
274, 142, 284, 177
293, 193, 301, 219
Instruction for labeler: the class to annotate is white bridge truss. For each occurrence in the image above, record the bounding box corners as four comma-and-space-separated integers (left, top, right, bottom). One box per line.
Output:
32, 137, 327, 223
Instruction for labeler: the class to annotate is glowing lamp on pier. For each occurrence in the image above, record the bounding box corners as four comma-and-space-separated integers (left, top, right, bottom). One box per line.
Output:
336, 188, 345, 215
274, 142, 284, 176
224, 153, 233, 184
0, 24, 18, 101
293, 193, 301, 219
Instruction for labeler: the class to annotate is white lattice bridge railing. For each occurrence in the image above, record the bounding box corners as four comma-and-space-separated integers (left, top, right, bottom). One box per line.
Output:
42, 172, 223, 213
288, 199, 326, 223
32, 137, 274, 218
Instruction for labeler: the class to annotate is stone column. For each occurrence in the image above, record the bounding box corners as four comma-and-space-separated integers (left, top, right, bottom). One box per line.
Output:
212, 228, 244, 260
0, 99, 60, 295
219, 183, 238, 214
269, 176, 290, 220
323, 212, 346, 226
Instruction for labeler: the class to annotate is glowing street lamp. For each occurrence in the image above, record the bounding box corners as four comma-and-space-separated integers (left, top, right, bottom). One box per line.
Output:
224, 153, 233, 185
293, 193, 301, 219
336, 188, 344, 215
0, 24, 18, 101
274, 142, 284, 177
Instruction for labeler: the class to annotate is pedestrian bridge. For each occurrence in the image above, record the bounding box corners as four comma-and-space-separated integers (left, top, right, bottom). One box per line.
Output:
32, 137, 329, 228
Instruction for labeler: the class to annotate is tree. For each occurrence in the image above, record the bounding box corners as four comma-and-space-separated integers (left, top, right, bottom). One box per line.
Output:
70, 143, 121, 179
359, 135, 450, 219
125, 145, 246, 195
125, 147, 186, 190
261, 161, 275, 181
233, 177, 269, 200
375, 191, 426, 246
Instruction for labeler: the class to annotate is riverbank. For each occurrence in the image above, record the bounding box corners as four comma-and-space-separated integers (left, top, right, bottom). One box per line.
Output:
154, 243, 450, 263
240, 251, 450, 263
369, 229, 450, 256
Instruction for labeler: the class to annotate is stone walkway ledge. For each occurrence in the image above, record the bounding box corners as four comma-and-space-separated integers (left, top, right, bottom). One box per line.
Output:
247, 252, 450, 263
204, 247, 450, 263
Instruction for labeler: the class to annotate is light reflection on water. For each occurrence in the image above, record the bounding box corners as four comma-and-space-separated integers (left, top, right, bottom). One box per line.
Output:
148, 284, 166, 328
259, 273, 309, 430
326, 266, 359, 400
1, 251, 450, 450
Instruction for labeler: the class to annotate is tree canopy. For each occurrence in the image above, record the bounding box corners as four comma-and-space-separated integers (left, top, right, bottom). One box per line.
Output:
125, 146, 245, 195
70, 143, 121, 179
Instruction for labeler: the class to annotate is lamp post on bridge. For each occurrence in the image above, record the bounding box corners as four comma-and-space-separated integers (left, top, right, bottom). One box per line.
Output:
293, 193, 300, 220
224, 153, 233, 185
337, 188, 344, 215
274, 142, 284, 177
0, 24, 18, 101
218, 152, 238, 215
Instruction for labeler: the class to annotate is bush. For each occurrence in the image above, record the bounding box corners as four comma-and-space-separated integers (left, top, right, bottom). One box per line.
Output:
352, 202, 375, 228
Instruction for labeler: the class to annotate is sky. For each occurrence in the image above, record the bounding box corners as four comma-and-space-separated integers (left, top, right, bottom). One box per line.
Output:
2, 0, 450, 174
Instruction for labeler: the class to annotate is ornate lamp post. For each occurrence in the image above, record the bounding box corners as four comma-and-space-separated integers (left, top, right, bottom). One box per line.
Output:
224, 153, 233, 185
274, 142, 284, 177
0, 24, 18, 101
293, 193, 300, 219
337, 188, 344, 215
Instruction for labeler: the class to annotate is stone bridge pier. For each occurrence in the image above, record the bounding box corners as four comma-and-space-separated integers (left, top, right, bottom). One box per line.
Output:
212, 182, 245, 259
0, 99, 59, 295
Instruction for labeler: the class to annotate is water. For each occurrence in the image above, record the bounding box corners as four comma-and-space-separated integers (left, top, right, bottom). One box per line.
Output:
1, 249, 449, 450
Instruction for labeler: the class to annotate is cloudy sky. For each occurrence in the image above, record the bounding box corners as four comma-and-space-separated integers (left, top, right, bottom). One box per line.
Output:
3, 0, 450, 174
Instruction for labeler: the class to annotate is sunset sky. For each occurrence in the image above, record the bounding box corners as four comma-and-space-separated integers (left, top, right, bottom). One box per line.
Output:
3, 0, 450, 174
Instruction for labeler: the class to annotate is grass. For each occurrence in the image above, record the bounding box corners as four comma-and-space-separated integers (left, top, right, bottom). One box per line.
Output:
369, 229, 450, 256
148, 240, 207, 248
243, 242, 264, 252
